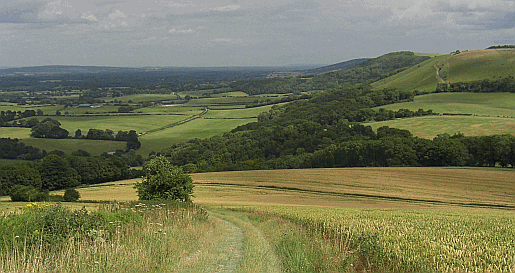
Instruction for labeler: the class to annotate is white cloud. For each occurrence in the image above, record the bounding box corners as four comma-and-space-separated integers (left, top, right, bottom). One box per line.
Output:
169, 28, 194, 34
214, 5, 240, 11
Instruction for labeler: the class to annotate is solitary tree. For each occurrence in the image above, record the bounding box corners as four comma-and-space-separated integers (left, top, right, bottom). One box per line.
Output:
135, 156, 194, 201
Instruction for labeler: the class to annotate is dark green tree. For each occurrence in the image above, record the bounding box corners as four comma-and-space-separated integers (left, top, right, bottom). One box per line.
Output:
135, 156, 194, 201
39, 155, 80, 190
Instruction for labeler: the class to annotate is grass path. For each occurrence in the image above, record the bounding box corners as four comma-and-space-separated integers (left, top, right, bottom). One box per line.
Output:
172, 209, 281, 273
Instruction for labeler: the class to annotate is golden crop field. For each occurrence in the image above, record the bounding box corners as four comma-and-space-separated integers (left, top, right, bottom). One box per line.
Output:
191, 167, 515, 209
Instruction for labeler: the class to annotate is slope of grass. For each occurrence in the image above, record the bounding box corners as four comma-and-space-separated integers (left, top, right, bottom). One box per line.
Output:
367, 115, 515, 139
441, 49, 515, 82
375, 92, 515, 117
373, 49, 515, 93
371, 54, 449, 93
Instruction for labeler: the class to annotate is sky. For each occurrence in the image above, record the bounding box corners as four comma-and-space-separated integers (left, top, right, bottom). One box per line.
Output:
1, 0, 514, 67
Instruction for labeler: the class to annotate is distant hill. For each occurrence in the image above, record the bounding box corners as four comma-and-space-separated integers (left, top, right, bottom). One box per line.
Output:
304, 58, 370, 74
0, 65, 142, 75
372, 49, 515, 93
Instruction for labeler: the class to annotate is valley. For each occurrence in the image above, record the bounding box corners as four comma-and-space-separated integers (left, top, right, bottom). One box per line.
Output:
1, 48, 515, 272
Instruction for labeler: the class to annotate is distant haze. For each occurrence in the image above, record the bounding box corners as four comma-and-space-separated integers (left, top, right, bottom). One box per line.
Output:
1, 0, 514, 67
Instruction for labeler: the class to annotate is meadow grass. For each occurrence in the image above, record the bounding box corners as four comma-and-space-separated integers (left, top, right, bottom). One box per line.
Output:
0, 201, 214, 273
374, 92, 515, 117
366, 115, 515, 139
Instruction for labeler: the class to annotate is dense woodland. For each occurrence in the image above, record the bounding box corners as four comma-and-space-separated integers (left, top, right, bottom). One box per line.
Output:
160, 83, 515, 172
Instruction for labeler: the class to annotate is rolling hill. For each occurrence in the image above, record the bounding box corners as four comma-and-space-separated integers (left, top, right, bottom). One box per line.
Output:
372, 48, 515, 93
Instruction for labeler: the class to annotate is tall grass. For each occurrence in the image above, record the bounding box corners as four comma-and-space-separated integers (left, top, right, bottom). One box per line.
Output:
0, 201, 211, 272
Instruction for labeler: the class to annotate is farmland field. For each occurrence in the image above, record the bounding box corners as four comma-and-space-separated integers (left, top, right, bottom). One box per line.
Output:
1, 167, 514, 272
367, 115, 515, 139
43, 114, 196, 134
375, 92, 515, 117
22, 138, 126, 155
138, 117, 254, 156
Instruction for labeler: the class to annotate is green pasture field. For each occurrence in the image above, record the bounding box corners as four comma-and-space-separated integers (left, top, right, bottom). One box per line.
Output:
375, 92, 515, 117
0, 126, 124, 156
22, 138, 126, 156
177, 88, 231, 98
48, 115, 194, 134
211, 91, 248, 98
183, 96, 259, 106
203, 105, 273, 119
61, 106, 121, 115
0, 104, 63, 114
367, 115, 515, 139
103, 93, 179, 103
0, 127, 31, 139
0, 159, 28, 166
135, 105, 203, 114
138, 117, 254, 156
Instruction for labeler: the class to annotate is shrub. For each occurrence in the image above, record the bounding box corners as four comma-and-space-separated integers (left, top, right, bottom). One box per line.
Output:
135, 156, 194, 201
63, 188, 81, 202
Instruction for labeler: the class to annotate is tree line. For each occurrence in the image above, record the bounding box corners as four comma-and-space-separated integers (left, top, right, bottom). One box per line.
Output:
0, 153, 142, 196
435, 76, 515, 93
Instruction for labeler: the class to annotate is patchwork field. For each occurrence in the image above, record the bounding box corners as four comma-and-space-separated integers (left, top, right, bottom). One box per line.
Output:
369, 92, 515, 138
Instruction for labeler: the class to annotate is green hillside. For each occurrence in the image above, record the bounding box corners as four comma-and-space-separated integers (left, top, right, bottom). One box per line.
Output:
372, 49, 515, 93
375, 92, 515, 117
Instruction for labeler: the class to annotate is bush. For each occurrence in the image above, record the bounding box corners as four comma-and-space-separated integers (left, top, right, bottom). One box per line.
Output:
63, 188, 81, 202
135, 156, 194, 201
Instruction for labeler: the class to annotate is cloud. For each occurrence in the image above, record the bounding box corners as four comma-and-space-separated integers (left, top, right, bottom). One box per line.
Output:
169, 28, 194, 34
213, 5, 240, 11
0, 0, 47, 23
